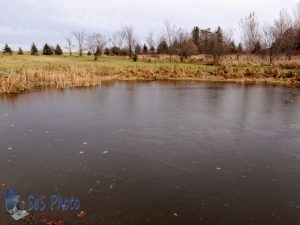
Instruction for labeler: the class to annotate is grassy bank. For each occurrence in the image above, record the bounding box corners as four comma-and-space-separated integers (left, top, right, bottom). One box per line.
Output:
1, 54, 300, 94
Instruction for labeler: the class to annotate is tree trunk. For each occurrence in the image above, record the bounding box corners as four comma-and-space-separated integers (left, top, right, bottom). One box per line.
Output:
180, 55, 183, 62
269, 48, 273, 65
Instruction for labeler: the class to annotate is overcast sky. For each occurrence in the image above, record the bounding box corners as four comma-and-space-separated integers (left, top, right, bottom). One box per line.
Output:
0, 0, 298, 50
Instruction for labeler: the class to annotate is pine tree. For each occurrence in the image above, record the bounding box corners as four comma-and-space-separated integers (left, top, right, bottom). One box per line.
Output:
87, 51, 92, 56
211, 26, 224, 64
31, 43, 38, 55
237, 43, 243, 53
192, 26, 200, 53
216, 26, 223, 47
17, 47, 23, 55
43, 43, 53, 55
149, 45, 155, 53
3, 44, 12, 55
142, 44, 148, 54
157, 40, 168, 54
229, 41, 237, 54
54, 44, 63, 55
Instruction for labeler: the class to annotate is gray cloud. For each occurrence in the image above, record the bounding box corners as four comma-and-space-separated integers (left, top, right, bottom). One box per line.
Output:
0, 0, 298, 50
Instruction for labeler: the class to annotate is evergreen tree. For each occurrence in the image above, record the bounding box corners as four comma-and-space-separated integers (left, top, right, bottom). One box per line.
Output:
211, 26, 224, 64
157, 40, 168, 54
237, 43, 243, 53
216, 26, 223, 47
3, 44, 12, 55
87, 51, 92, 56
43, 43, 53, 55
149, 45, 155, 53
54, 44, 63, 55
18, 47, 24, 55
192, 26, 200, 52
142, 44, 148, 54
31, 43, 38, 55
229, 41, 237, 54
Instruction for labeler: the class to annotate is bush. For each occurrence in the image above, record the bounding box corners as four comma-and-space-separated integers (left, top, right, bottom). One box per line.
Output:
132, 54, 138, 62
104, 48, 110, 55
244, 68, 254, 77
285, 70, 295, 78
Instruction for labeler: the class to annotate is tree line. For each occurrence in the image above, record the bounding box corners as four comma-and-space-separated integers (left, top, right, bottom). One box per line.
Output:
3, 2, 300, 64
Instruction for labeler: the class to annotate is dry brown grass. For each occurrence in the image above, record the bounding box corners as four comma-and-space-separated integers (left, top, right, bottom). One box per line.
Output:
0, 66, 102, 94
1, 54, 300, 95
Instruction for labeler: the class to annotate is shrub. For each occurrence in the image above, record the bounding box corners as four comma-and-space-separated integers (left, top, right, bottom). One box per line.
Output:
132, 54, 138, 62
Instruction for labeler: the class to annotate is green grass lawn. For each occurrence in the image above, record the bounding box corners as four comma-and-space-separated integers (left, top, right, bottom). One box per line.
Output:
0, 54, 209, 72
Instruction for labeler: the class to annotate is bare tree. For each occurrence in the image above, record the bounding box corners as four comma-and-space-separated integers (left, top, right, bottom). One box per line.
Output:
146, 31, 158, 53
239, 13, 261, 55
262, 24, 277, 64
293, 1, 300, 28
163, 21, 179, 61
110, 30, 125, 49
73, 31, 85, 56
85, 33, 107, 60
174, 29, 197, 62
273, 9, 293, 55
65, 38, 75, 56
223, 29, 234, 54
281, 28, 297, 60
274, 9, 292, 38
121, 25, 136, 58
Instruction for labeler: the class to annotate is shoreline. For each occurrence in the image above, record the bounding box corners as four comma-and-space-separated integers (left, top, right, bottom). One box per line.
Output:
1, 73, 299, 95
1, 57, 300, 94
1, 67, 299, 95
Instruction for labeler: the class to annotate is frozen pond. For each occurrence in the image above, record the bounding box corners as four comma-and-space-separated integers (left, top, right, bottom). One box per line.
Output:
1, 81, 300, 225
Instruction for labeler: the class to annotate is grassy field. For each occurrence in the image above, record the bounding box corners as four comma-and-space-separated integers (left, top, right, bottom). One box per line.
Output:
1, 53, 300, 94
0, 53, 213, 71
